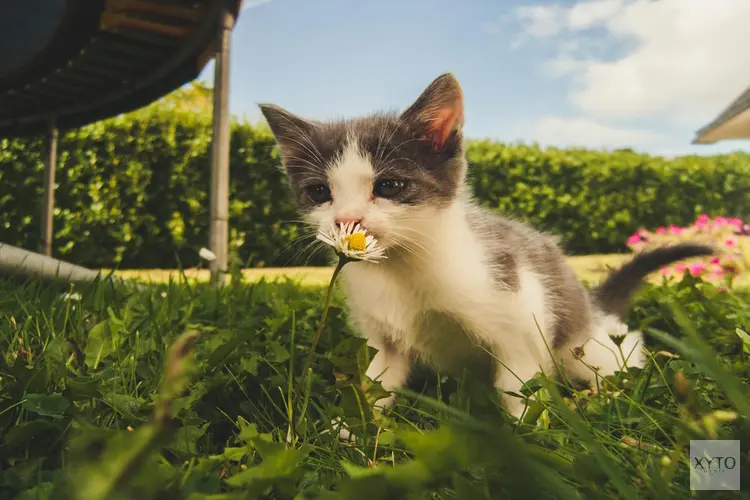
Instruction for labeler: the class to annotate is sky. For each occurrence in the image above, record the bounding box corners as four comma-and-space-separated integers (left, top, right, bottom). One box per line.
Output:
197, 0, 750, 157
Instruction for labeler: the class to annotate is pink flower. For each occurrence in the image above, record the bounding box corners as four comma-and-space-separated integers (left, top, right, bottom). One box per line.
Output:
661, 267, 671, 276
725, 238, 737, 248
714, 216, 728, 226
710, 256, 721, 265
688, 263, 706, 276
696, 214, 710, 224
668, 224, 683, 235
627, 233, 643, 245
744, 224, 750, 232
674, 263, 687, 273
729, 218, 744, 228
656, 226, 666, 234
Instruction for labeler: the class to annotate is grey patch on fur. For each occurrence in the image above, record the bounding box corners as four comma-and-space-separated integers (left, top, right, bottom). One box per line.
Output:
466, 210, 519, 292
466, 208, 593, 348
493, 252, 519, 292
354, 113, 465, 206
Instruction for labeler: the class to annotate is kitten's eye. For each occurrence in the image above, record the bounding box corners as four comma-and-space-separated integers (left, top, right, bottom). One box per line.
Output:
373, 179, 407, 199
306, 184, 332, 204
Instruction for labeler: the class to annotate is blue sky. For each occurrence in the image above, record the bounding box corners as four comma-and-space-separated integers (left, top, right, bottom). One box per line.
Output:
198, 0, 750, 157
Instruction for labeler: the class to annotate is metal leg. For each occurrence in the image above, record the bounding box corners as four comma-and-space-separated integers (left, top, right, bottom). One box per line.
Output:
208, 1, 234, 287
41, 119, 58, 256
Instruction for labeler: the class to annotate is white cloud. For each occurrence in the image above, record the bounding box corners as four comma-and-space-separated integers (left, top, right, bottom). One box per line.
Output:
543, 55, 591, 78
513, 0, 627, 40
514, 0, 750, 126
515, 5, 568, 38
532, 116, 660, 149
567, 0, 625, 30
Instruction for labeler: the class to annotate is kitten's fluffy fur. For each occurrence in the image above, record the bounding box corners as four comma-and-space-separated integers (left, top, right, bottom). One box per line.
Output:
260, 73, 713, 419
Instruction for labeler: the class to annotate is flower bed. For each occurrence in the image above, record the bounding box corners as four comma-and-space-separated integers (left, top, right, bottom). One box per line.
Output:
626, 215, 750, 284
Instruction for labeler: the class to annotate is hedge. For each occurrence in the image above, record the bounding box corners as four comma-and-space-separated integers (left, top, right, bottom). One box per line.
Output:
2, 88, 750, 269
468, 142, 750, 254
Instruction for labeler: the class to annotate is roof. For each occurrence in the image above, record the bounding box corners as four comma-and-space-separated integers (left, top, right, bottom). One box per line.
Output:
693, 84, 750, 144
0, 0, 242, 137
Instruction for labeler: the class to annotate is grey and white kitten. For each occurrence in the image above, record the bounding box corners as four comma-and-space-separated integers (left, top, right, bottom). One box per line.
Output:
259, 73, 712, 419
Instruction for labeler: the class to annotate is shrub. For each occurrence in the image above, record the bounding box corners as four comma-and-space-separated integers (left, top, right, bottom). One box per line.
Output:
467, 141, 750, 255
3, 85, 750, 269
0, 86, 314, 269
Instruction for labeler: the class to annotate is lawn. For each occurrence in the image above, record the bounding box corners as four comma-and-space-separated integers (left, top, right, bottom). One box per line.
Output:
1, 267, 749, 499
109, 254, 633, 287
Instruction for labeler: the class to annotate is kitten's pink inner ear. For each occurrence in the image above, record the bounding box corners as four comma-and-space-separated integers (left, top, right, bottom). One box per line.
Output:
427, 99, 464, 150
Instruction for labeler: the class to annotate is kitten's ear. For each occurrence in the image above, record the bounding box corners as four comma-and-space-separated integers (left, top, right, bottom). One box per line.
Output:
258, 104, 316, 159
400, 73, 464, 150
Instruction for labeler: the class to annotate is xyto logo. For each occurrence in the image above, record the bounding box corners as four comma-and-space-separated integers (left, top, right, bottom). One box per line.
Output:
693, 456, 737, 475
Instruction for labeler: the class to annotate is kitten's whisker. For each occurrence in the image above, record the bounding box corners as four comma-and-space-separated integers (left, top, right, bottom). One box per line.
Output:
276, 114, 326, 165
392, 240, 433, 267
374, 120, 404, 166
378, 137, 422, 168
395, 238, 432, 260
282, 159, 328, 178
272, 233, 321, 266
374, 118, 389, 166
283, 157, 325, 174
283, 237, 327, 267
390, 225, 439, 245
380, 155, 427, 178
276, 132, 326, 167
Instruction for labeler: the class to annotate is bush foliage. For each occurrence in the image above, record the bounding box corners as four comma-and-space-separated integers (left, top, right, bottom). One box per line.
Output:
3, 84, 750, 268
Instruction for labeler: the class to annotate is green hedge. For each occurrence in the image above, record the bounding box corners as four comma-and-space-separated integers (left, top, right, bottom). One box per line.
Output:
2, 89, 750, 269
1, 89, 308, 269
467, 142, 750, 254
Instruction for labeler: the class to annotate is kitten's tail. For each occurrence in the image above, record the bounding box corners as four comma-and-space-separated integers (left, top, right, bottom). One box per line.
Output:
592, 243, 715, 317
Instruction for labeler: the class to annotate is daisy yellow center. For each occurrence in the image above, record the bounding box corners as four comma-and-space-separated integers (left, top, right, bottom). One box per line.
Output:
345, 233, 367, 251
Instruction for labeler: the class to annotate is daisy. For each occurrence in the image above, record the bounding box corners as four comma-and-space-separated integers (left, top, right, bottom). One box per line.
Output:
291, 222, 387, 441
316, 222, 386, 263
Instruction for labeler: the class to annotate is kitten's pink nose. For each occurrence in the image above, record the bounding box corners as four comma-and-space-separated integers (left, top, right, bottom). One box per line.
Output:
335, 217, 362, 226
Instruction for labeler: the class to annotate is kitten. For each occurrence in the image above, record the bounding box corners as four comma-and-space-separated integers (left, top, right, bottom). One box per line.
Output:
259, 73, 713, 420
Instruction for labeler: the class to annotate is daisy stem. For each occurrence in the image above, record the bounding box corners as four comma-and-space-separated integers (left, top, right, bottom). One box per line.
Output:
298, 254, 348, 402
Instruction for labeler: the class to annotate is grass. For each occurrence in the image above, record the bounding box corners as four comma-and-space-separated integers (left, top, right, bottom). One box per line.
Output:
1, 268, 749, 499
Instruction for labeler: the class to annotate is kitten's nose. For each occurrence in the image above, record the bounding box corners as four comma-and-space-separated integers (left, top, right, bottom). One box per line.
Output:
335, 217, 362, 226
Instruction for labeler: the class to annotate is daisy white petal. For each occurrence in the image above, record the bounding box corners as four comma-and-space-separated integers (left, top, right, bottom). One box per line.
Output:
316, 222, 386, 263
